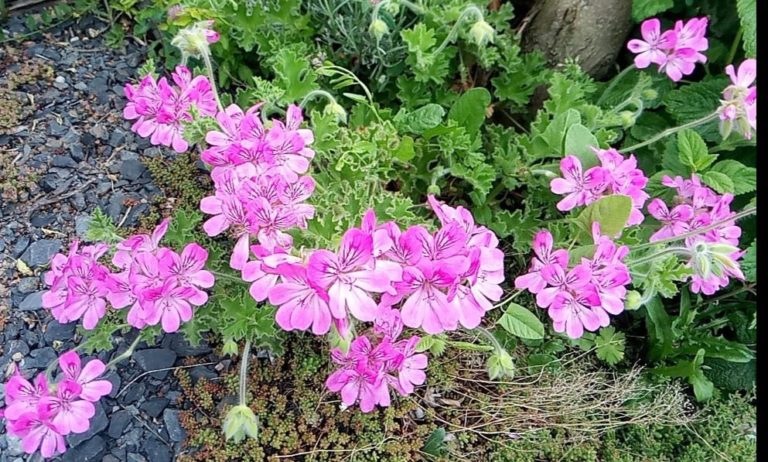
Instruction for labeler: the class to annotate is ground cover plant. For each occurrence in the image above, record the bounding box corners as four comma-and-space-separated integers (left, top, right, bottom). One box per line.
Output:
1, 0, 756, 460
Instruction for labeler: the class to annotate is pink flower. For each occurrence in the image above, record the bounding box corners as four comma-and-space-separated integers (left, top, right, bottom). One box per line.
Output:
57, 351, 112, 402
7, 410, 66, 458
397, 260, 459, 334
550, 156, 607, 211
536, 263, 592, 309
647, 199, 694, 241
157, 243, 215, 295
549, 288, 602, 339
308, 228, 395, 322
325, 364, 389, 412
514, 230, 569, 294
719, 59, 757, 139
390, 336, 427, 395
627, 18, 677, 68
242, 245, 299, 302
37, 380, 95, 435
142, 279, 205, 332
270, 263, 333, 335
3, 373, 49, 421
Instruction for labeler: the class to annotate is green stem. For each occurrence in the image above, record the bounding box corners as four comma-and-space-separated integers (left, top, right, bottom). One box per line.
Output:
474, 326, 505, 353
597, 64, 637, 106
238, 340, 252, 406
212, 270, 249, 285
202, 52, 223, 113
530, 168, 557, 179
299, 90, 337, 109
726, 27, 743, 65
446, 340, 495, 352
630, 206, 757, 252
431, 5, 484, 57
628, 247, 692, 267
106, 335, 142, 369
620, 112, 720, 153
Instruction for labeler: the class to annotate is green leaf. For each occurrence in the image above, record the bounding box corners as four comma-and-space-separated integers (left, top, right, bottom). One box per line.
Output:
564, 124, 600, 168
678, 129, 717, 172
497, 303, 545, 340
594, 326, 626, 366
394, 136, 415, 162
663, 77, 728, 142
448, 88, 491, 135
573, 195, 633, 241
271, 46, 318, 103
632, 0, 674, 21
709, 160, 756, 194
681, 337, 755, 363
85, 207, 123, 244
165, 208, 203, 249
737, 0, 756, 57
645, 296, 673, 361
422, 428, 447, 456
700, 171, 735, 194
393, 104, 445, 134
741, 240, 756, 282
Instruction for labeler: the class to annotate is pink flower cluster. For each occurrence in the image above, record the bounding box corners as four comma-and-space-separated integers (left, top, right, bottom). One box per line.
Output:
248, 195, 504, 337
42, 219, 214, 333
124, 65, 217, 152
550, 149, 649, 226
199, 104, 316, 270
648, 174, 744, 295
514, 225, 631, 339
719, 59, 757, 140
1, 352, 112, 458
325, 310, 427, 412
627, 17, 708, 81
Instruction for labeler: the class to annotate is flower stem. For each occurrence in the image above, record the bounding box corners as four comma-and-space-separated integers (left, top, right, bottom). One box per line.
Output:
596, 64, 637, 106
299, 90, 337, 109
106, 335, 143, 369
726, 27, 743, 65
238, 340, 252, 406
211, 270, 249, 285
620, 112, 720, 153
474, 326, 505, 353
628, 247, 692, 267
630, 206, 757, 252
202, 52, 223, 113
431, 5, 484, 57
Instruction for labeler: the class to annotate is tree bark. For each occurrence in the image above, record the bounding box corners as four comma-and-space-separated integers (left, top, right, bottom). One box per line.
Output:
521, 0, 633, 79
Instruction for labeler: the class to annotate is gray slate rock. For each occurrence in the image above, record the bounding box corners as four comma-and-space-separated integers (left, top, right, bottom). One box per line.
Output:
108, 409, 132, 438
140, 397, 169, 418
43, 320, 76, 343
18, 291, 44, 311
20, 239, 62, 267
119, 159, 146, 181
133, 348, 176, 380
62, 435, 105, 462
163, 409, 186, 442
143, 438, 171, 462
24, 347, 56, 369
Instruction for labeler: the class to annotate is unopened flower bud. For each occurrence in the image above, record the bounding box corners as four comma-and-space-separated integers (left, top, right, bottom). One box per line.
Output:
222, 405, 259, 443
323, 100, 348, 124
427, 184, 441, 196
369, 19, 389, 41
641, 88, 658, 100
171, 20, 219, 60
469, 19, 495, 47
625, 290, 642, 310
486, 350, 515, 380
619, 110, 636, 128
222, 338, 239, 356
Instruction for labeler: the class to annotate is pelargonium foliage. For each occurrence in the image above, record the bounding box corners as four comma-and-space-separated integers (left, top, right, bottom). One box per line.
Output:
1, 352, 112, 458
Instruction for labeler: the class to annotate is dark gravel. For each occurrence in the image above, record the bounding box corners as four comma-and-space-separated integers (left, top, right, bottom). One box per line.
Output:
0, 12, 229, 462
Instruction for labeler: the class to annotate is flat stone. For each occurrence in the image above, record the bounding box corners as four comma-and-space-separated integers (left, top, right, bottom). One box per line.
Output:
62, 435, 105, 462
51, 155, 77, 168
120, 382, 145, 405
67, 401, 108, 447
16, 277, 38, 294
75, 215, 91, 237
132, 348, 176, 380
108, 409, 132, 438
20, 239, 62, 267
143, 438, 170, 462
43, 320, 76, 343
30, 213, 56, 227
104, 370, 121, 398
119, 159, 146, 181
18, 291, 44, 311
12, 236, 30, 258
165, 334, 212, 357
190, 365, 217, 381
24, 347, 56, 369
163, 409, 186, 442
140, 398, 169, 418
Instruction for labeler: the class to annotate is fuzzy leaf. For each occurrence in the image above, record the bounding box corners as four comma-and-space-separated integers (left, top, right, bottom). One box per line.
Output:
564, 124, 600, 168
740, 240, 756, 282
574, 195, 633, 241
393, 104, 445, 134
645, 296, 673, 361
663, 77, 729, 142
632, 0, 674, 22
497, 303, 545, 340
709, 160, 756, 195
448, 88, 491, 135
594, 326, 626, 366
678, 129, 717, 172
700, 171, 735, 194
736, 0, 756, 57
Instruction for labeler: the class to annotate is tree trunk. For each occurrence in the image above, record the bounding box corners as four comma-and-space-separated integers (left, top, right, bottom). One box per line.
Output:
521, 0, 633, 79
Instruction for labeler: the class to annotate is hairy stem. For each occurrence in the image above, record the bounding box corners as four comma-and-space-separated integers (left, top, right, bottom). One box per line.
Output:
239, 340, 252, 406
431, 5, 484, 57
628, 247, 692, 267
597, 64, 637, 106
107, 335, 143, 369
202, 52, 223, 113
620, 112, 720, 153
